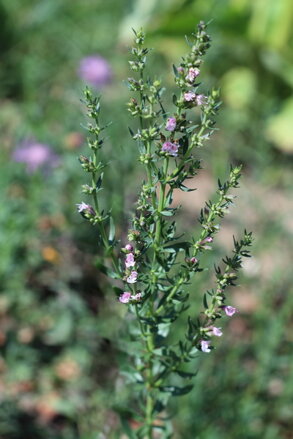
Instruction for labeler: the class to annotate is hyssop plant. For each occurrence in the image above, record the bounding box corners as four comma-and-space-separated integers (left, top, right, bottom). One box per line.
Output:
77, 21, 253, 439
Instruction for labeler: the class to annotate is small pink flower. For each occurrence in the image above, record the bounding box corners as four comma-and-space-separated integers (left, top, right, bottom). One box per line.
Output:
125, 244, 133, 252
76, 202, 96, 216
200, 340, 211, 353
161, 141, 180, 157
195, 94, 206, 106
200, 236, 213, 244
127, 271, 138, 284
165, 117, 176, 132
184, 91, 196, 102
119, 292, 131, 304
186, 67, 200, 83
125, 252, 135, 268
208, 326, 223, 337
224, 306, 237, 317
190, 257, 198, 264
132, 292, 142, 301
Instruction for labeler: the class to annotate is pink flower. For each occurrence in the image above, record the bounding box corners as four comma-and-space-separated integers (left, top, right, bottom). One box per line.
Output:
190, 257, 198, 264
78, 55, 112, 88
186, 67, 200, 83
224, 306, 237, 316
184, 91, 196, 102
125, 244, 133, 252
77, 202, 90, 213
208, 326, 223, 337
125, 252, 135, 268
76, 202, 96, 216
132, 292, 142, 301
161, 141, 180, 157
119, 292, 132, 304
200, 340, 211, 353
12, 141, 59, 173
127, 271, 138, 284
195, 94, 206, 106
165, 117, 176, 132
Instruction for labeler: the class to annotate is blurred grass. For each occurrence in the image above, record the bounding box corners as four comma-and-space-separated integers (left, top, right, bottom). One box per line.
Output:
0, 0, 292, 438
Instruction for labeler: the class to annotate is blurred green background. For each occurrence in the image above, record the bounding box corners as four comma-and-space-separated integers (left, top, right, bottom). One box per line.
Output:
0, 0, 292, 438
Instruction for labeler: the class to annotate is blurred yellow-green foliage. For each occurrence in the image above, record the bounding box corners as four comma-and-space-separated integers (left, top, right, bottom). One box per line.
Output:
0, 0, 292, 438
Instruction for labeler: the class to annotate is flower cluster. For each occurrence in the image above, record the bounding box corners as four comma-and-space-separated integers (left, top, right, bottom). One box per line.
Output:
123, 244, 138, 284
200, 307, 237, 353
161, 141, 180, 157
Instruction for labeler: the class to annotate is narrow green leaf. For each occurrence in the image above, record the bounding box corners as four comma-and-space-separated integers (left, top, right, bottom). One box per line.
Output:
108, 216, 115, 242
159, 384, 194, 396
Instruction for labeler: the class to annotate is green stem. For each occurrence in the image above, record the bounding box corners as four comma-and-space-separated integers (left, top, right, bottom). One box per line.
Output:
155, 277, 184, 315
146, 393, 154, 439
154, 157, 169, 247
91, 155, 120, 276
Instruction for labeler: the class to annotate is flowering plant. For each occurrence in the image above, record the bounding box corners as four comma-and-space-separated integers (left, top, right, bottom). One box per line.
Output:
77, 22, 252, 438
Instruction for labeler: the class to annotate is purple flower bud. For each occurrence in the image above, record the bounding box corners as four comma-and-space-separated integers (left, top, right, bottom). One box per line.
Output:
200, 340, 211, 353
127, 271, 138, 284
12, 140, 59, 173
223, 305, 237, 317
184, 91, 196, 102
186, 67, 200, 83
125, 252, 135, 268
190, 257, 198, 264
125, 244, 133, 252
165, 117, 176, 132
78, 55, 112, 88
119, 292, 132, 304
161, 141, 180, 157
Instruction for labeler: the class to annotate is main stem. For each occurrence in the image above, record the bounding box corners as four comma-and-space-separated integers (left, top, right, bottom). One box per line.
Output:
91, 147, 120, 276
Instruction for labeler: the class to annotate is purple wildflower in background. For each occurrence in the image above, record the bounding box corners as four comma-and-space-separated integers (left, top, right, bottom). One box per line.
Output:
127, 271, 138, 284
125, 244, 133, 252
78, 55, 112, 88
224, 305, 237, 316
161, 141, 180, 157
200, 340, 211, 353
132, 292, 142, 301
12, 140, 59, 173
119, 292, 132, 304
165, 117, 176, 132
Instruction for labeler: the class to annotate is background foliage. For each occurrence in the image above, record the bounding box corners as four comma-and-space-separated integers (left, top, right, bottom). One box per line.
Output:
0, 0, 292, 438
